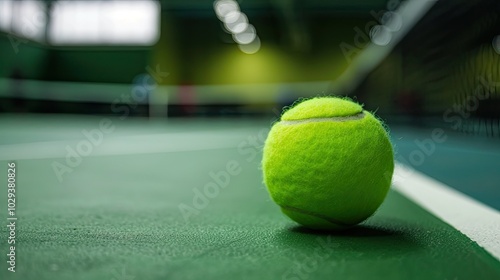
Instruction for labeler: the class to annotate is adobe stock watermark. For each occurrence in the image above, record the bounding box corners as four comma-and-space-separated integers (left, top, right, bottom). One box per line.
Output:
178, 160, 242, 222
443, 75, 500, 131
7, 2, 48, 54
178, 108, 281, 221
51, 65, 169, 182
237, 128, 269, 163
390, 74, 499, 184
111, 65, 169, 120
340, 0, 403, 63
51, 119, 116, 182
238, 108, 281, 163
282, 236, 336, 280
390, 128, 447, 185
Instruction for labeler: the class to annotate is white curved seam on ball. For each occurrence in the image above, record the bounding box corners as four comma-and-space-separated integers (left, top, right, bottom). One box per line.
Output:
280, 112, 365, 125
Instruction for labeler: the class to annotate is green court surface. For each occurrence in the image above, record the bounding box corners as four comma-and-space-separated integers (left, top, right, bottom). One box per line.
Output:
1, 116, 500, 280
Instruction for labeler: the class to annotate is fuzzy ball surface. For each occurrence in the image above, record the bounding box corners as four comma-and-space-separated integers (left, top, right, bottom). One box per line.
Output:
262, 97, 394, 230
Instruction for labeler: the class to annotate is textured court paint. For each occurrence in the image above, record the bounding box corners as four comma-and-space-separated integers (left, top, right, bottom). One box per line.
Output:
0, 119, 499, 280
393, 163, 500, 261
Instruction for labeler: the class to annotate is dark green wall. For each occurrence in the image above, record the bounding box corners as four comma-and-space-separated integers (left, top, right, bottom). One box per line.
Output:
0, 35, 151, 83
0, 35, 47, 79
43, 49, 150, 83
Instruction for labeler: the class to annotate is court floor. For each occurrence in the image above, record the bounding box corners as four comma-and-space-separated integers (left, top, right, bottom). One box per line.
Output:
0, 114, 499, 280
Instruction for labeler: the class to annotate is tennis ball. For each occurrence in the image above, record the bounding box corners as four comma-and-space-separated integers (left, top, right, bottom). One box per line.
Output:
262, 97, 394, 230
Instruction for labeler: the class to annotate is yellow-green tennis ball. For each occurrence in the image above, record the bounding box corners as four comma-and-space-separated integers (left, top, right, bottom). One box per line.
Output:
262, 97, 394, 230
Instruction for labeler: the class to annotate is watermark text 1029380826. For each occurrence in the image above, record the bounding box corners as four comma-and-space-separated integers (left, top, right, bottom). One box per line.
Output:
6, 162, 17, 273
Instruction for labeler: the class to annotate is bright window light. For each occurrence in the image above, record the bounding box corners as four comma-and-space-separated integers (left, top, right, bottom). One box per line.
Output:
49, 0, 160, 46
0, 0, 14, 32
0, 0, 46, 42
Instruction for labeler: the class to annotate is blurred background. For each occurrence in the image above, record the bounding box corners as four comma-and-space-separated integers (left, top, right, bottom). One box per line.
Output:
0, 0, 499, 136
1, 3, 500, 278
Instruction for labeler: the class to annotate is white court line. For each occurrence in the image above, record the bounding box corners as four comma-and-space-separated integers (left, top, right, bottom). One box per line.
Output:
0, 129, 253, 161
393, 163, 500, 261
